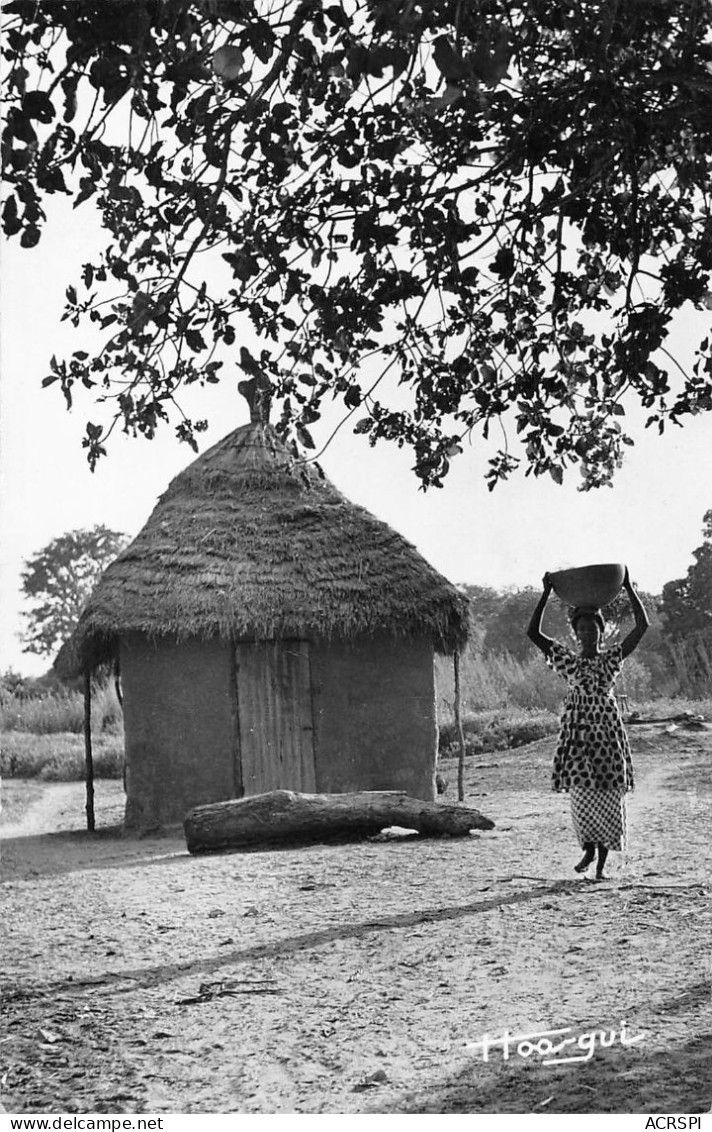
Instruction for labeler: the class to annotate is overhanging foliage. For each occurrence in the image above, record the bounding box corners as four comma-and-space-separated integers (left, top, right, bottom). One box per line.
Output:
2, 0, 712, 488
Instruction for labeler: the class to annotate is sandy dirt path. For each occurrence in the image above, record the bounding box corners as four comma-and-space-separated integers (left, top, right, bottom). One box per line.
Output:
1, 722, 711, 1115
1, 782, 92, 840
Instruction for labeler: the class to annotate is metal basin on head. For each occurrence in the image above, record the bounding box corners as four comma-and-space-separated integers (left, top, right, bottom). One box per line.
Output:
550, 563, 625, 609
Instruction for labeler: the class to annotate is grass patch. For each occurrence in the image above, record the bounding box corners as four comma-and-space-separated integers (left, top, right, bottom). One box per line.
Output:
0, 731, 124, 780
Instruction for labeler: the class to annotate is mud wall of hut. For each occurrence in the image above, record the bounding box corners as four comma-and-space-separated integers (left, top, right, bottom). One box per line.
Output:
120, 633, 238, 828
310, 634, 437, 801
119, 630, 437, 828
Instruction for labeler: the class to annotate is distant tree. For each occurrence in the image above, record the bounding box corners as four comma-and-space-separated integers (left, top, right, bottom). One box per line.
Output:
2, 1, 711, 489
20, 525, 128, 657
660, 510, 712, 639
483, 587, 573, 659
460, 583, 500, 647
461, 584, 501, 621
0, 666, 74, 699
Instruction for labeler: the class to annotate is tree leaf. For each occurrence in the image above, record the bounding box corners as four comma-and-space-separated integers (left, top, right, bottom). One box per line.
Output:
2, 195, 22, 237
20, 225, 40, 249
212, 45, 245, 81
185, 329, 207, 352
433, 36, 473, 82
23, 90, 55, 122
296, 423, 315, 449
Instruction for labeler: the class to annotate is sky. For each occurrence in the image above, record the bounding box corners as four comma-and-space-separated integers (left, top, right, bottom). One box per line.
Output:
1, 199, 711, 678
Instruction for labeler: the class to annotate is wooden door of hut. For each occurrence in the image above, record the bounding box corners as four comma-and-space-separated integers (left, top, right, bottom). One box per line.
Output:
235, 639, 316, 794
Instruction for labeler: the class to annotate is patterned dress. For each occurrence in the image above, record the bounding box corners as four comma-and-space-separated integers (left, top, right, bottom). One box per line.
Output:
547, 642, 634, 851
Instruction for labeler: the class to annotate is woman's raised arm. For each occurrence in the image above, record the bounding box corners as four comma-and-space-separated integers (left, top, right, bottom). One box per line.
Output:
620, 567, 650, 659
527, 574, 556, 656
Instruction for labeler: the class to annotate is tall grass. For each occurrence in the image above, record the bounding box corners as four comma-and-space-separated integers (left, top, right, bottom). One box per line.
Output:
0, 683, 123, 735
436, 649, 564, 717
666, 634, 712, 700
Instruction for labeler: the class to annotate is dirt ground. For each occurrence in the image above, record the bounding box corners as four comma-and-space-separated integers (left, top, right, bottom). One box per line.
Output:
1, 721, 711, 1115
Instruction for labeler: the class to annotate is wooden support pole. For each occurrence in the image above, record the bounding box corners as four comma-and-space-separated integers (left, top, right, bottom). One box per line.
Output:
454, 648, 467, 802
84, 673, 95, 832
114, 656, 123, 709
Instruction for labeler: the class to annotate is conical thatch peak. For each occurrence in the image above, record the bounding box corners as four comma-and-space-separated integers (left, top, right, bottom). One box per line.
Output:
55, 422, 469, 676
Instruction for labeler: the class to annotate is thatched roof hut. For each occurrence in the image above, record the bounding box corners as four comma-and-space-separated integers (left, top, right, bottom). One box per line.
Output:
57, 419, 469, 829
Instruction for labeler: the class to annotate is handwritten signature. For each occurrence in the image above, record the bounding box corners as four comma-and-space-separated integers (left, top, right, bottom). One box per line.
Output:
465, 1021, 647, 1066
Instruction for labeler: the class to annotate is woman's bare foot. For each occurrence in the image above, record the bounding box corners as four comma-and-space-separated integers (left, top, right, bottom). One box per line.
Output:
574, 849, 595, 873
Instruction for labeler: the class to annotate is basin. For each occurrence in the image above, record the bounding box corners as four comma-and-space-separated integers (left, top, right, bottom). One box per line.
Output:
549, 563, 625, 609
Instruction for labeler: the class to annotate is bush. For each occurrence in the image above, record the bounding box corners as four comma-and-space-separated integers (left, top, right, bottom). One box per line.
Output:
439, 708, 559, 757
0, 731, 124, 780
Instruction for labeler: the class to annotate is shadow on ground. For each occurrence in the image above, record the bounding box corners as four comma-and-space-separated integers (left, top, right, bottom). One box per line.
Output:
0, 828, 189, 880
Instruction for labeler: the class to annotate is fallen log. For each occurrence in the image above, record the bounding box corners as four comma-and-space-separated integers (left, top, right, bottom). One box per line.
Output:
184, 789, 495, 854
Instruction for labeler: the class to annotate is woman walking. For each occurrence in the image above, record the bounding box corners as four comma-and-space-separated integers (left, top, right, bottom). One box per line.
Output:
527, 567, 649, 879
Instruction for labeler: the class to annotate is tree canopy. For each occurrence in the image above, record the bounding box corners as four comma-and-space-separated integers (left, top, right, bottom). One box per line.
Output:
3, 0, 712, 488
20, 525, 128, 656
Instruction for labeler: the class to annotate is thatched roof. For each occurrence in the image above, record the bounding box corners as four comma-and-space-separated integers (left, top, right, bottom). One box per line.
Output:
55, 422, 469, 677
